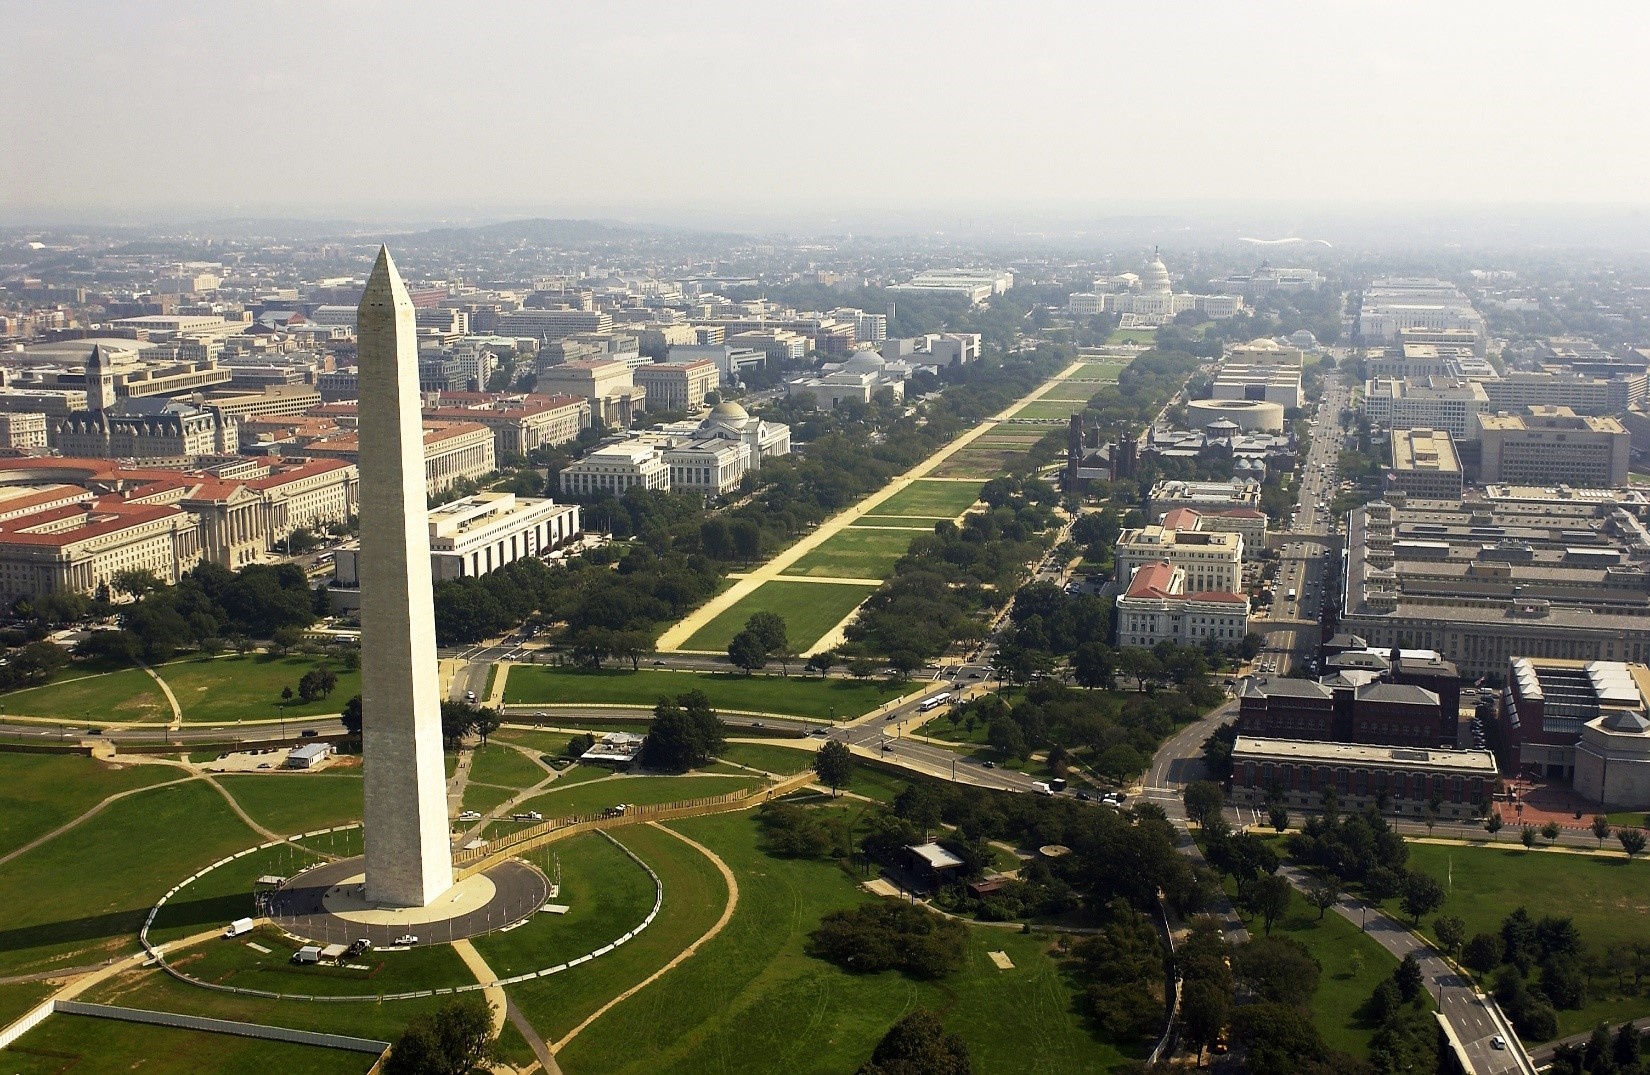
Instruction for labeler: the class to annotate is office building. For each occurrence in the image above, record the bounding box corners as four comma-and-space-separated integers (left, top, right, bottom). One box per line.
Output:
334, 491, 579, 584
1387, 428, 1463, 500
1361, 377, 1489, 440
1229, 737, 1496, 820
0, 499, 203, 604
493, 308, 613, 339
304, 420, 494, 497
1114, 561, 1249, 649
1480, 372, 1641, 415
0, 412, 48, 450
634, 360, 718, 412
1146, 478, 1263, 519
534, 359, 644, 427
1478, 406, 1630, 488
889, 269, 1014, 305
1358, 279, 1486, 349
666, 344, 769, 383
1339, 498, 1650, 678
1153, 506, 1268, 560
1500, 658, 1650, 810
1116, 524, 1243, 593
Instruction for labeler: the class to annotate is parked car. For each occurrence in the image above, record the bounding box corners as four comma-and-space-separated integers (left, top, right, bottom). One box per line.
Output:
457, 810, 482, 822
394, 935, 419, 947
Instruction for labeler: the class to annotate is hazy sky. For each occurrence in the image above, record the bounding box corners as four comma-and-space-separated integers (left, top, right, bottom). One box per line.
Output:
6, 1, 1649, 224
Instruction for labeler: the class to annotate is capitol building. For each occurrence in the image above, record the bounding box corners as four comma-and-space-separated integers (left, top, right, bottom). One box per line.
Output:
1068, 250, 1246, 325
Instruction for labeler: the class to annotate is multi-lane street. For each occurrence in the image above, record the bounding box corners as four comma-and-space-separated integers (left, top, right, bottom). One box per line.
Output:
1253, 369, 1349, 676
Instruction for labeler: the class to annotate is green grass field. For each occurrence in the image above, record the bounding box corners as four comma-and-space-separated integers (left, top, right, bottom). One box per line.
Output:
508, 823, 730, 1044
556, 810, 1130, 1075
163, 655, 361, 724
1106, 328, 1157, 345
462, 781, 519, 816
1075, 362, 1128, 381
2, 1014, 378, 1075
782, 529, 916, 580
159, 922, 474, 998
1263, 885, 1399, 1056
493, 728, 577, 757
214, 772, 363, 835
504, 666, 904, 719
679, 580, 878, 653
0, 753, 180, 857
81, 962, 453, 1044
474, 832, 657, 978
0, 981, 52, 1029
1393, 843, 1650, 1036
0, 780, 259, 975
1014, 399, 1089, 422
719, 741, 819, 775
1043, 383, 1102, 401
469, 742, 548, 789
3, 665, 170, 723
867, 480, 984, 518
849, 516, 943, 530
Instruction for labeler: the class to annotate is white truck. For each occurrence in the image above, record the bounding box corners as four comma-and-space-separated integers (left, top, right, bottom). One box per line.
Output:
1031, 781, 1054, 796
224, 917, 255, 938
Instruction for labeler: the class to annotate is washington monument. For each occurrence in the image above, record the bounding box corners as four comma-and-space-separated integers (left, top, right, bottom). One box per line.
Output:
357, 246, 454, 907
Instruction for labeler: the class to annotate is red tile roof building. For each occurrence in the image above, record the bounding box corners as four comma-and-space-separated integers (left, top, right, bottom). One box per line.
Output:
1116, 559, 1249, 650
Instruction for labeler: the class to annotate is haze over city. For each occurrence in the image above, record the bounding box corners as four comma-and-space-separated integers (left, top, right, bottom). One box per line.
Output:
7, 0, 1650, 234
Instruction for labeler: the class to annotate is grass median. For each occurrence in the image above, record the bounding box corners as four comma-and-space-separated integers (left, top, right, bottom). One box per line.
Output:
503, 666, 905, 720
782, 529, 917, 580
679, 580, 878, 653
867, 479, 984, 518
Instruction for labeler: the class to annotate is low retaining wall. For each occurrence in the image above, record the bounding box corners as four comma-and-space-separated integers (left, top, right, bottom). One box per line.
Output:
0, 741, 93, 757
54, 1000, 389, 1053
0, 999, 54, 1049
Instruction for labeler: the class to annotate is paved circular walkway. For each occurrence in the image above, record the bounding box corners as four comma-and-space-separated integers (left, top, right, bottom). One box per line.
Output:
267, 857, 547, 947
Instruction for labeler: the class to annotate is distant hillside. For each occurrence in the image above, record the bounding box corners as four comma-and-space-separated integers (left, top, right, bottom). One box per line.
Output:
413, 218, 644, 244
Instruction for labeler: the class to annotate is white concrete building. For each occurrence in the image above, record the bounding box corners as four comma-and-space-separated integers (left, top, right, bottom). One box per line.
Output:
336, 491, 579, 583
1147, 478, 1263, 517
663, 439, 750, 497
558, 442, 668, 497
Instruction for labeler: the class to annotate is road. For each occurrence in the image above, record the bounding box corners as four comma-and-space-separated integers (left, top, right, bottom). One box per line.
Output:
1251, 371, 1348, 677
1140, 692, 1535, 1074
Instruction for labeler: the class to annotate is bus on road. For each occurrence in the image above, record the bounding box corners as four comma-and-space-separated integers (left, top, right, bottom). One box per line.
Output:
917, 693, 952, 712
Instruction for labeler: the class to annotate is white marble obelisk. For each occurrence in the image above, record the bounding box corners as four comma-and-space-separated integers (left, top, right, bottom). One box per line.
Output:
358, 246, 454, 907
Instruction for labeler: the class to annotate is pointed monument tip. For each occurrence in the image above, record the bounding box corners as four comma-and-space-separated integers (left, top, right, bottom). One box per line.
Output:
362, 244, 407, 302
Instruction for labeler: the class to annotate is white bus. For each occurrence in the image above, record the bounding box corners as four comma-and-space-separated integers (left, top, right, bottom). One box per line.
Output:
917, 693, 952, 712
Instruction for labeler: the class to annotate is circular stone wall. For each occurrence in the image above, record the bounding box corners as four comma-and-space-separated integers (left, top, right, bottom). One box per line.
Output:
1187, 398, 1286, 432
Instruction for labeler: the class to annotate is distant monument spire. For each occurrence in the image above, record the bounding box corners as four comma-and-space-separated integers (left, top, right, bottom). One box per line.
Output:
357, 246, 454, 908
